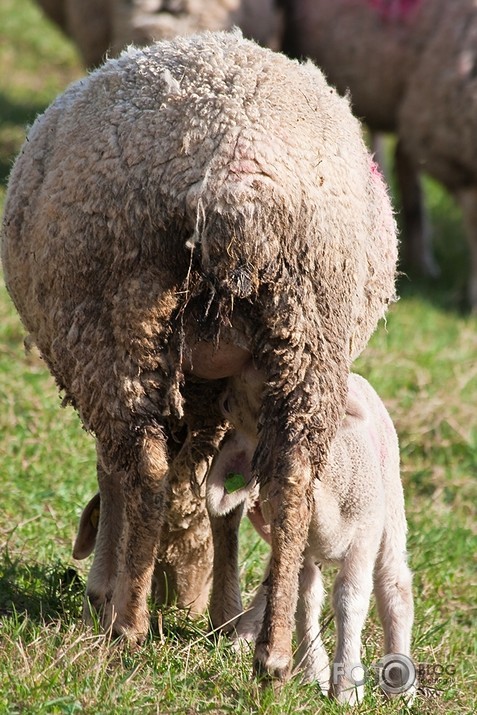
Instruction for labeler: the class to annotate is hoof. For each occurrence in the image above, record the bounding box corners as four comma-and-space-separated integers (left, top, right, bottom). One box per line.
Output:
329, 681, 364, 706
106, 608, 149, 644
384, 683, 417, 706
82, 590, 110, 626
231, 632, 256, 654
299, 666, 330, 695
253, 642, 292, 683
83, 591, 149, 644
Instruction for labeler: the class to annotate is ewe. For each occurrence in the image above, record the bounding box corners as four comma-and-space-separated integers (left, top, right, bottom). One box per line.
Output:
34, 0, 280, 68
2, 31, 397, 681
35, 0, 112, 68
282, 0, 477, 306
207, 368, 414, 704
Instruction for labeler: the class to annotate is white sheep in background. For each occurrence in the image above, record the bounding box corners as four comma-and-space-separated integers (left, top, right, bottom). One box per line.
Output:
207, 367, 414, 704
34, 0, 281, 68
281, 0, 477, 307
112, 0, 282, 57
2, 31, 397, 680
35, 0, 113, 67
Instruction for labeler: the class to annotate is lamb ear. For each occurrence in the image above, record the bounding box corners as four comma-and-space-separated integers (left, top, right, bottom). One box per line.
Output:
206, 432, 255, 517
72, 492, 100, 559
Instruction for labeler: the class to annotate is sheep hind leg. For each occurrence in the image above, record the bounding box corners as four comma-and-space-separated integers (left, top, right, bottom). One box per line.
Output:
253, 447, 314, 683
395, 139, 438, 278
209, 504, 245, 632
329, 540, 377, 705
100, 424, 169, 642
294, 558, 330, 694
457, 187, 477, 311
82, 446, 124, 626
374, 529, 415, 702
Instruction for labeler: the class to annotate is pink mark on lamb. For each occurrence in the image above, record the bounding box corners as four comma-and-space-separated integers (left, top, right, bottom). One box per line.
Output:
368, 0, 421, 21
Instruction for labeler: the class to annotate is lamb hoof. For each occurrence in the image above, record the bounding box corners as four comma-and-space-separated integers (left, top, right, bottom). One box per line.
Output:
253, 643, 292, 684
377, 654, 417, 704
384, 683, 417, 707
295, 652, 330, 693
299, 667, 330, 696
329, 681, 364, 706
402, 683, 417, 706
231, 632, 256, 654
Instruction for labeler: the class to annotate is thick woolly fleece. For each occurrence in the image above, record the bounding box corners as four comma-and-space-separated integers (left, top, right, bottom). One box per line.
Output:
282, 0, 477, 304
282, 0, 436, 133
1, 31, 397, 675
2, 30, 396, 453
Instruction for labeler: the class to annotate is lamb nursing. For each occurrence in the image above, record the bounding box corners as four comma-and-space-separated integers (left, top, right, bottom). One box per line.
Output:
1, 31, 397, 682
207, 368, 415, 704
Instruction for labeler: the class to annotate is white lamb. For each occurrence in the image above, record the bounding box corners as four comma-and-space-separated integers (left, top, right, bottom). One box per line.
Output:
207, 366, 415, 704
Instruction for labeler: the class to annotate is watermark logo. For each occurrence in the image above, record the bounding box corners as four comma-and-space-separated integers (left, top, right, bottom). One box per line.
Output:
332, 654, 456, 695
374, 653, 416, 695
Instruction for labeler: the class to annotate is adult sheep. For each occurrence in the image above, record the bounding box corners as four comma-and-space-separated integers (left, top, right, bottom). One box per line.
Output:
34, 0, 281, 68
112, 0, 282, 56
281, 0, 477, 306
35, 0, 113, 68
1, 31, 397, 681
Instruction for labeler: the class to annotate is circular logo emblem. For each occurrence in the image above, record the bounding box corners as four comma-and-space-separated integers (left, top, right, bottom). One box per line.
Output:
375, 653, 416, 695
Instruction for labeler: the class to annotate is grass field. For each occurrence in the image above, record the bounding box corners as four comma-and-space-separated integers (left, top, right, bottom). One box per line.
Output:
0, 1, 476, 713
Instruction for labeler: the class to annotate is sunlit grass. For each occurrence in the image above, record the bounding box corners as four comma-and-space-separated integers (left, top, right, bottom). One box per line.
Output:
0, 1, 476, 713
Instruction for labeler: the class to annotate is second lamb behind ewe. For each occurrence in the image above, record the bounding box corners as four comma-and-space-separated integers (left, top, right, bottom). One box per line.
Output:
207, 368, 415, 705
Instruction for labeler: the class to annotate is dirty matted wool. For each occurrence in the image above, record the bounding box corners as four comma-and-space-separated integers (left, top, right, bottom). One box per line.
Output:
1, 32, 397, 656
2, 30, 397, 462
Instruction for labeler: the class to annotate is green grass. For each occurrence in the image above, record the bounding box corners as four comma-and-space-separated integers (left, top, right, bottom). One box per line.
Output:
0, 1, 476, 713
0, 0, 81, 205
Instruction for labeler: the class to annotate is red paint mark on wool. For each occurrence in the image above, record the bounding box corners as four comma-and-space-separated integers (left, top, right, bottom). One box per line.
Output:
370, 158, 384, 179
369, 156, 398, 267
368, 0, 421, 21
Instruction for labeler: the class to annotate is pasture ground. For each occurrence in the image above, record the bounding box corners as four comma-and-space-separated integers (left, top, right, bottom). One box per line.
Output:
0, 1, 476, 712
